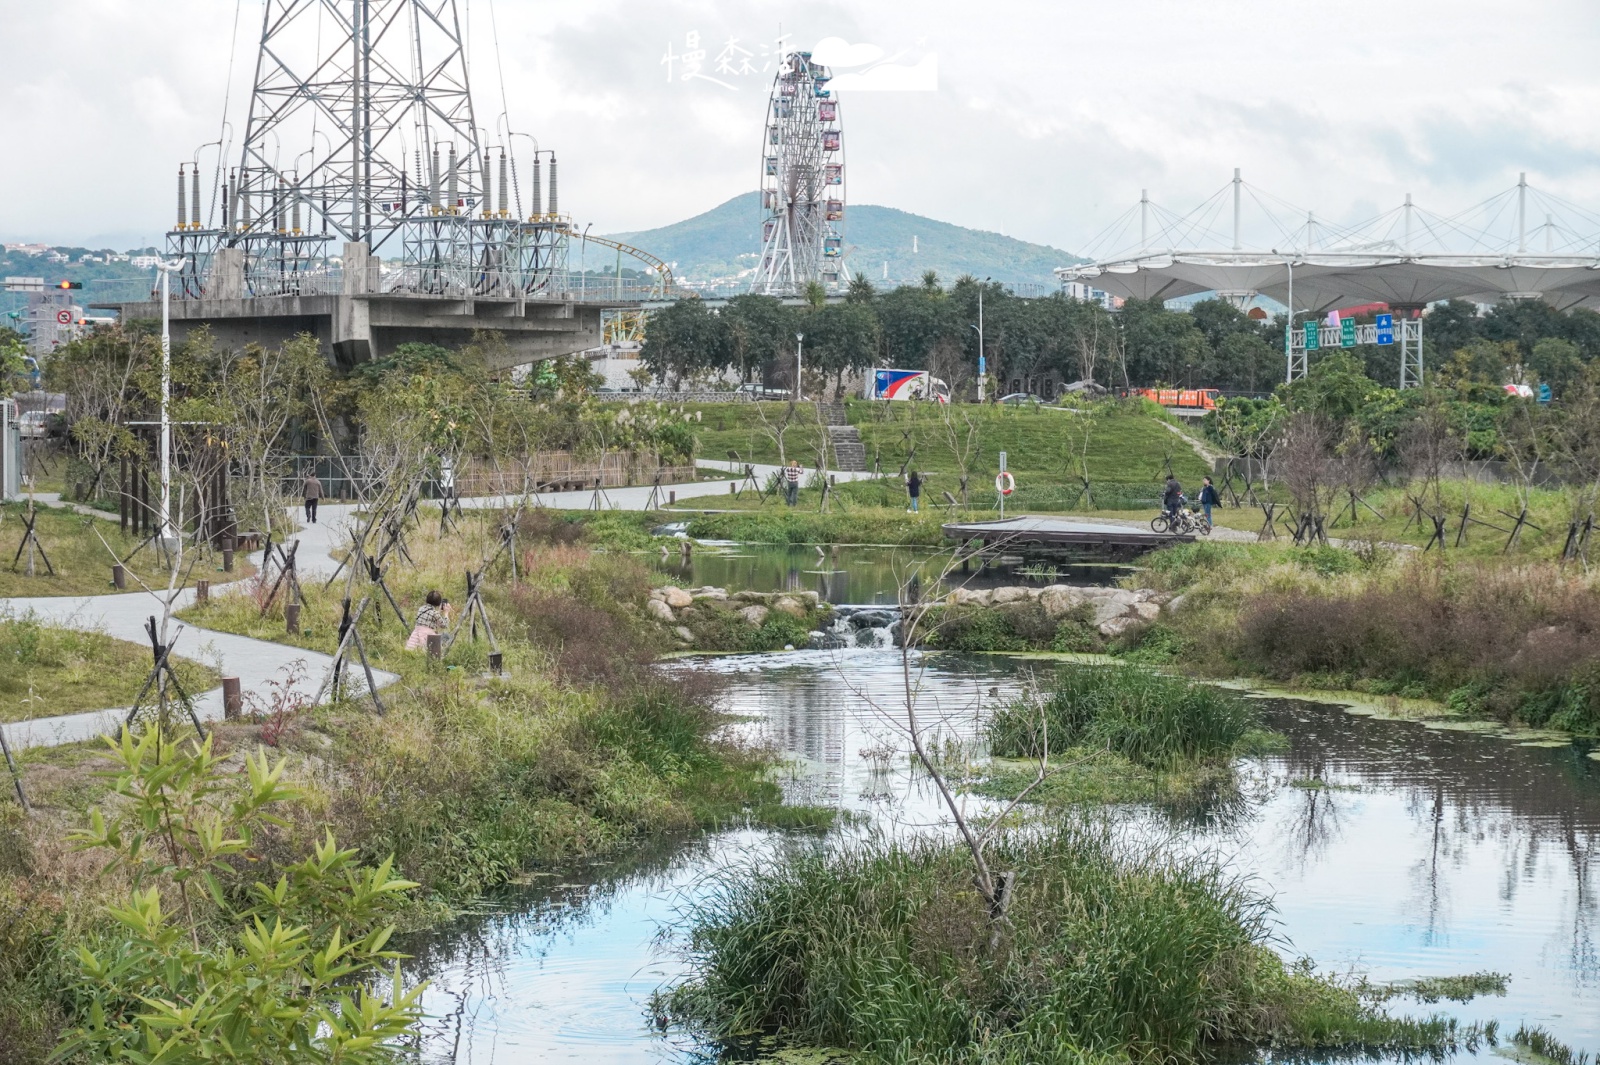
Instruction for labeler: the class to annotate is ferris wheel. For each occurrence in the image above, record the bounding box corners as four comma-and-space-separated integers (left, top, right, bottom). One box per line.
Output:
752, 51, 845, 296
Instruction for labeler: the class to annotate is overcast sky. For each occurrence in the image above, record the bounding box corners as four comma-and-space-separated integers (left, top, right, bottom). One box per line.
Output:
3, 0, 1596, 255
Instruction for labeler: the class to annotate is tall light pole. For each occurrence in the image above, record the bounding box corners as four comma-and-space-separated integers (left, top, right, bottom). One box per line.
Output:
795, 332, 805, 400
153, 258, 186, 551
976, 277, 989, 402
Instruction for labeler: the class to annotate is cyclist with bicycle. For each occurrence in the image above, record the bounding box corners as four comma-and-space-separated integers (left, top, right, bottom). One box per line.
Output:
1162, 475, 1184, 519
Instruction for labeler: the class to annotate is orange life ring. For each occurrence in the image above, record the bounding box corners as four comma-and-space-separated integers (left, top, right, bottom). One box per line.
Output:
995, 471, 1015, 497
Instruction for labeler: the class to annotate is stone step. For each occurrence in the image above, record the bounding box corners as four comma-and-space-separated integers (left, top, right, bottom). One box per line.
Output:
817, 401, 849, 426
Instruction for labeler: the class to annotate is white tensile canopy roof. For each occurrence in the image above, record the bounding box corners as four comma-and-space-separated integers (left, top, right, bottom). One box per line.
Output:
1063, 252, 1600, 313
1058, 174, 1600, 313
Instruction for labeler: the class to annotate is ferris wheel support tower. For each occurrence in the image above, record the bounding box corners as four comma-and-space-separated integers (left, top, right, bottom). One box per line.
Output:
753, 51, 846, 296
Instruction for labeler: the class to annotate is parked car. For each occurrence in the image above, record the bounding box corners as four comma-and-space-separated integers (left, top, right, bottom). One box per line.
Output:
16, 411, 50, 438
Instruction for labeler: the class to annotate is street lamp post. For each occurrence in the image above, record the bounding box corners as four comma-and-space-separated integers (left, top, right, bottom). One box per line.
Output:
795, 332, 805, 400
976, 277, 990, 401
153, 259, 186, 553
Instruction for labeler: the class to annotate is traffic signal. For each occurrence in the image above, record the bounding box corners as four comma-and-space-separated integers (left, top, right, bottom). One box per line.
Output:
57, 280, 83, 289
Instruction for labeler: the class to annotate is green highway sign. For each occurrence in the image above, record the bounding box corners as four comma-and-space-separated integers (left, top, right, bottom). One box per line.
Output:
1341, 317, 1356, 347
1305, 321, 1319, 350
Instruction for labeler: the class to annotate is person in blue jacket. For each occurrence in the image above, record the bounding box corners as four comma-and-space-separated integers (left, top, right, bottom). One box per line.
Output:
1198, 476, 1220, 529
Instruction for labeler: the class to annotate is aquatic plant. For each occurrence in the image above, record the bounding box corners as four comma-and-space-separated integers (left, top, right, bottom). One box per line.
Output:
663, 822, 1478, 1064
1513, 1024, 1592, 1065
988, 664, 1258, 768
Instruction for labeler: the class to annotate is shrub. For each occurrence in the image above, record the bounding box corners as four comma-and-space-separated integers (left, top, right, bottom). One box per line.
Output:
926, 601, 1059, 653
989, 664, 1257, 768
1229, 560, 1600, 731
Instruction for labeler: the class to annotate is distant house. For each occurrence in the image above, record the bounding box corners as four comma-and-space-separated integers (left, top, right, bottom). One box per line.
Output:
131, 255, 161, 270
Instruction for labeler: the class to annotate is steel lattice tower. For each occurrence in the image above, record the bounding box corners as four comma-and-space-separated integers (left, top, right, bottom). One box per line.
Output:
752, 52, 845, 296
239, 0, 479, 249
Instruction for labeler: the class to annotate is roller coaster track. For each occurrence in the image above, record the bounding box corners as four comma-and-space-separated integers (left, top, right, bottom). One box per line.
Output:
570, 232, 687, 299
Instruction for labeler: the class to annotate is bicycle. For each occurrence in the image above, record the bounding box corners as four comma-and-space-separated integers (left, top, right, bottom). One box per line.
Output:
1150, 504, 1211, 536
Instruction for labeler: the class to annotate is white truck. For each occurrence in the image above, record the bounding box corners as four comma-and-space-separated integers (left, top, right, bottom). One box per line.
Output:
870, 369, 950, 402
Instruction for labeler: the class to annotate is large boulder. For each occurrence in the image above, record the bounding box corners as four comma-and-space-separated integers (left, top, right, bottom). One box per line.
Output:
1039, 585, 1087, 619
673, 626, 695, 644
1131, 601, 1162, 621
646, 598, 675, 622
1098, 615, 1146, 638
991, 586, 1030, 605
691, 587, 728, 601
848, 609, 895, 630
738, 605, 770, 626
772, 596, 807, 619
948, 587, 992, 607
663, 586, 693, 609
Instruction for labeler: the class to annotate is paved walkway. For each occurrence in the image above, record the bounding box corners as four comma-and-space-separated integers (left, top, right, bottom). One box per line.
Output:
1, 463, 864, 751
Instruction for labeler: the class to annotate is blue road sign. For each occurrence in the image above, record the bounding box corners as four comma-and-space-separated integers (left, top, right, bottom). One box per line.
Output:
1375, 313, 1395, 345
1539, 382, 1552, 404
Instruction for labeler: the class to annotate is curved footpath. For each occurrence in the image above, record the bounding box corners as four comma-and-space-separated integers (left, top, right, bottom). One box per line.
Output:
1, 463, 856, 751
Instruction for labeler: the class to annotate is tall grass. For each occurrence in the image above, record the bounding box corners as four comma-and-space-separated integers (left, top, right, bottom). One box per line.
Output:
988, 664, 1257, 768
665, 823, 1469, 1064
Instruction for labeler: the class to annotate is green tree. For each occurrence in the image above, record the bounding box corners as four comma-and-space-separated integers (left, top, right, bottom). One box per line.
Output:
721, 295, 795, 383
877, 283, 957, 369
59, 728, 423, 1063
846, 273, 877, 304
801, 301, 880, 397
640, 298, 730, 389
1421, 300, 1482, 371
1280, 352, 1384, 422
1119, 299, 1208, 386
1531, 337, 1584, 397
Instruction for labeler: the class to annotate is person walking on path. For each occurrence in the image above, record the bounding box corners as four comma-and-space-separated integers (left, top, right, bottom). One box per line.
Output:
406, 590, 452, 651
1162, 475, 1183, 519
783, 459, 803, 506
302, 468, 324, 524
1198, 476, 1219, 529
906, 470, 924, 513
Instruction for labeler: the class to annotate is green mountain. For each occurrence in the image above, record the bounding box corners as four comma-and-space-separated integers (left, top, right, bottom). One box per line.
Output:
606, 192, 1081, 290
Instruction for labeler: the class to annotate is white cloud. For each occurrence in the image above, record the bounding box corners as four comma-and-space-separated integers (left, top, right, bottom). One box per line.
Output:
0, 0, 1596, 258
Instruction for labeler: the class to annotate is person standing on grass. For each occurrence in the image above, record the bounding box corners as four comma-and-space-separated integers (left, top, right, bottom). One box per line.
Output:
784, 459, 803, 506
302, 468, 323, 524
906, 470, 924, 513
1198, 476, 1219, 529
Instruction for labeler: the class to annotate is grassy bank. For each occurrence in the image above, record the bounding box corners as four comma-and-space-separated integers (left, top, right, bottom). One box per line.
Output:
664, 822, 1479, 1065
0, 500, 251, 597
1126, 540, 1600, 736
680, 399, 1213, 489
684, 507, 947, 546
0, 615, 217, 723
0, 504, 796, 1060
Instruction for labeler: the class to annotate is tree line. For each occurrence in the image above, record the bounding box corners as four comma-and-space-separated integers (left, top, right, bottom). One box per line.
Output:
640, 273, 1600, 398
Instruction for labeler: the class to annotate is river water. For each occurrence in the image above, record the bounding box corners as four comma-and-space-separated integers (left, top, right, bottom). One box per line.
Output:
404, 646, 1600, 1063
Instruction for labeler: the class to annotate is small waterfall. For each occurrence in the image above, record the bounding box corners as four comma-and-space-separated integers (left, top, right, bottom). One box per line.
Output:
810, 605, 900, 650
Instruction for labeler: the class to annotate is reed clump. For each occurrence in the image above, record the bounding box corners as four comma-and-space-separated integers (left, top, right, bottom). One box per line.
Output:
664, 823, 1475, 1064
988, 663, 1258, 768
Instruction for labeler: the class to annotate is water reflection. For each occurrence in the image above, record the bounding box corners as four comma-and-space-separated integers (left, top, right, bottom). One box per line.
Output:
405, 653, 1600, 1062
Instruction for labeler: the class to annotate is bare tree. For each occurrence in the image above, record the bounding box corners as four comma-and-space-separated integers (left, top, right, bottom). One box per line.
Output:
937, 400, 982, 505
1397, 399, 1461, 510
